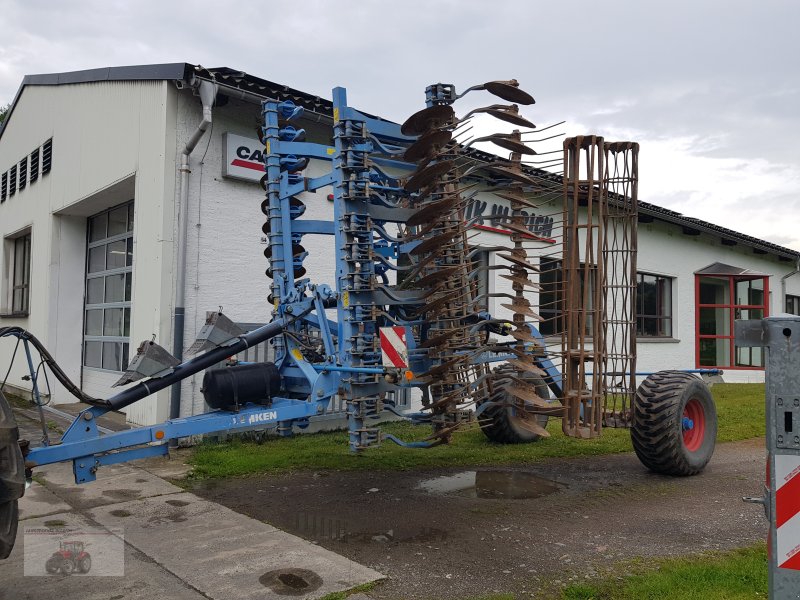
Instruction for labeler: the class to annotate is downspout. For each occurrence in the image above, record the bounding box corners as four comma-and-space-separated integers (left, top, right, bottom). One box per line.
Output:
781, 257, 800, 313
171, 79, 218, 421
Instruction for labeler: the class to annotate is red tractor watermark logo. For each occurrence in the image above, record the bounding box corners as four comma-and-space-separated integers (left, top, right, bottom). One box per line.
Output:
45, 540, 92, 575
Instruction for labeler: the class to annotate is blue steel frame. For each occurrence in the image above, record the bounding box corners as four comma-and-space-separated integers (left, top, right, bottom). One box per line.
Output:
15, 86, 571, 485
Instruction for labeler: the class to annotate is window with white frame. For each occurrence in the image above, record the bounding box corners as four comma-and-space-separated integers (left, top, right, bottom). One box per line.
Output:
83, 201, 134, 372
2, 232, 32, 316
636, 273, 673, 337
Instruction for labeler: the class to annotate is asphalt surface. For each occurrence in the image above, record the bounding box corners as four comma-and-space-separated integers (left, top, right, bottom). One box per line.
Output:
189, 438, 768, 599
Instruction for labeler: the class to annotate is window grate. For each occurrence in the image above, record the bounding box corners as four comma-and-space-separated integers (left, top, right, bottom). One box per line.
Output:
42, 139, 52, 175
29, 148, 39, 183
9, 166, 16, 196
1, 172, 6, 202
18, 157, 27, 192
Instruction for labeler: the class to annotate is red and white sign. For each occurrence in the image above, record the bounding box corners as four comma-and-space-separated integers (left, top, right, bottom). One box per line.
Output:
222, 133, 265, 183
379, 326, 408, 369
775, 454, 800, 570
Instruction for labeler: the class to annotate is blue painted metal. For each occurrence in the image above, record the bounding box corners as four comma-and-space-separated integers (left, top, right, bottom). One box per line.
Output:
682, 416, 694, 431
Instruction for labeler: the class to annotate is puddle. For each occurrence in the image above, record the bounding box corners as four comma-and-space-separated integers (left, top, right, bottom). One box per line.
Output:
165, 499, 189, 507
259, 568, 323, 596
109, 509, 132, 518
292, 513, 448, 544
418, 470, 563, 499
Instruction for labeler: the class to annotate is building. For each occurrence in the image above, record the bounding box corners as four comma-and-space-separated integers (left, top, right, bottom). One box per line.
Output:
1, 63, 798, 426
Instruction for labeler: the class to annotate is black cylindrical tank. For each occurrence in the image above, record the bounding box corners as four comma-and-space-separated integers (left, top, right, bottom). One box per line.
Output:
201, 363, 281, 410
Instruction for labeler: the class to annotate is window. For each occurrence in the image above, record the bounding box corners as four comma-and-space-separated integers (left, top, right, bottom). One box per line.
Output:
471, 249, 489, 312
41, 138, 52, 175
29, 149, 39, 184
539, 257, 595, 336
10, 234, 31, 315
18, 157, 27, 192
9, 166, 16, 197
1, 172, 6, 202
539, 257, 562, 335
787, 294, 800, 316
83, 201, 134, 372
636, 273, 673, 337
696, 273, 768, 369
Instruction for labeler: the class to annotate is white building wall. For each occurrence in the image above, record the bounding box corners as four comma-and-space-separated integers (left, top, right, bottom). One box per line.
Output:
0, 81, 177, 425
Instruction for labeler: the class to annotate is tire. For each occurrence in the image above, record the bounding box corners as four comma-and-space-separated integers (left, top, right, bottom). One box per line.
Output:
45, 556, 60, 574
631, 370, 717, 476
479, 365, 550, 444
0, 390, 25, 559
61, 559, 75, 575
78, 555, 92, 573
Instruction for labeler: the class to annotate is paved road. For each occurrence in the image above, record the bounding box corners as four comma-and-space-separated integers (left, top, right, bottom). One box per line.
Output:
1, 409, 381, 600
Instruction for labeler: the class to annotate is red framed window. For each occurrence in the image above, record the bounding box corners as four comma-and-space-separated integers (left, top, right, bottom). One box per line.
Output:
695, 270, 769, 369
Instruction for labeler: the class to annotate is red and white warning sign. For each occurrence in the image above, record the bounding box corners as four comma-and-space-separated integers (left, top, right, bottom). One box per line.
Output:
775, 454, 800, 570
379, 326, 409, 369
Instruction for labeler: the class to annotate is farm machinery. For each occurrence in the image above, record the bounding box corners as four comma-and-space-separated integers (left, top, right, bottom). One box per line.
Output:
0, 78, 718, 559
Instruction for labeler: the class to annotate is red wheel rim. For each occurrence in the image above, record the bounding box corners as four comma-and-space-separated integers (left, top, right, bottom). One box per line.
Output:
682, 398, 706, 452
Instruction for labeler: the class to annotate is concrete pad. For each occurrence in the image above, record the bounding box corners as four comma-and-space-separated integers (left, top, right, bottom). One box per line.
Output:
0, 511, 206, 600
35, 460, 182, 509
18, 482, 72, 520
91, 492, 384, 600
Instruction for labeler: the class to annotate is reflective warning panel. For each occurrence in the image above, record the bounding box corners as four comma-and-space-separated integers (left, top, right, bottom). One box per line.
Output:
379, 326, 408, 369
775, 454, 800, 570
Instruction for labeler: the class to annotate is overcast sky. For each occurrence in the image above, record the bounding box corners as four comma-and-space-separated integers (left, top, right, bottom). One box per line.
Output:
2, 0, 798, 251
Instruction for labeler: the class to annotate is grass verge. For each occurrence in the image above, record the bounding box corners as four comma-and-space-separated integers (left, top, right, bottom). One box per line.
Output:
188, 383, 764, 478
561, 544, 767, 599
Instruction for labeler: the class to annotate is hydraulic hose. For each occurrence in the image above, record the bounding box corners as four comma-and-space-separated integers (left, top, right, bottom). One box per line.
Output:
0, 327, 106, 407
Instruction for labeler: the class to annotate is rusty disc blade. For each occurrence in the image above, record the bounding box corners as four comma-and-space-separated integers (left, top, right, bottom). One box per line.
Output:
499, 273, 541, 290
508, 327, 536, 343
483, 107, 535, 128
410, 230, 461, 256
479, 133, 535, 155
507, 385, 551, 409
498, 252, 540, 272
404, 130, 453, 162
413, 266, 460, 289
407, 196, 461, 227
507, 358, 546, 376
502, 221, 540, 238
493, 191, 540, 209
486, 165, 539, 186
501, 302, 541, 320
405, 160, 455, 192
512, 412, 550, 437
418, 355, 467, 380
420, 328, 459, 349
483, 80, 535, 105
401, 104, 455, 136
414, 292, 459, 317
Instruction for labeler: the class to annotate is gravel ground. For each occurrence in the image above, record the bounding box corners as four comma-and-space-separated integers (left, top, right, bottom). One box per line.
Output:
188, 438, 768, 599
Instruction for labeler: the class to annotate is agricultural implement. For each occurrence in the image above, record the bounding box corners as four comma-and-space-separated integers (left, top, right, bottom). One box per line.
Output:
0, 78, 718, 559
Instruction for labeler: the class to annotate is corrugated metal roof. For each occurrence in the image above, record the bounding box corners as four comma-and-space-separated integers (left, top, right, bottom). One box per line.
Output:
1, 62, 797, 261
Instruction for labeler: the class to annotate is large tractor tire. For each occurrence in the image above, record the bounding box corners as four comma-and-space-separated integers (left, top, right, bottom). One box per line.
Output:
479, 365, 550, 444
631, 371, 717, 476
0, 389, 25, 559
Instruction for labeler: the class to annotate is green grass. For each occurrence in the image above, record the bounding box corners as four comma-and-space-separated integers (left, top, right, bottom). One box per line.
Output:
561, 544, 767, 599
188, 383, 765, 478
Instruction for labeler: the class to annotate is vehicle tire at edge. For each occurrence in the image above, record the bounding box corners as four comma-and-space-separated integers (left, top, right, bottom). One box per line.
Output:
631, 370, 717, 476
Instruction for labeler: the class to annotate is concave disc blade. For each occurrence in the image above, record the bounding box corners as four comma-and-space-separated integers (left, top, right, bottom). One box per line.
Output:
483, 80, 535, 105
404, 130, 453, 162
401, 105, 455, 136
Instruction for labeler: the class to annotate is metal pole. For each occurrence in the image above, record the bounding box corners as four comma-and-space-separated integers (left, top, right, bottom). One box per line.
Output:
737, 316, 800, 598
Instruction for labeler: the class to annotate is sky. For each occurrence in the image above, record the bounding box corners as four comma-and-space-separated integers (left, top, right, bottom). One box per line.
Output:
1, 0, 798, 251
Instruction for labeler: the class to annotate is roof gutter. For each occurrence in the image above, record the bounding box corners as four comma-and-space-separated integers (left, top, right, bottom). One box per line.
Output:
171, 78, 217, 421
